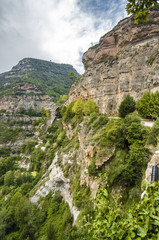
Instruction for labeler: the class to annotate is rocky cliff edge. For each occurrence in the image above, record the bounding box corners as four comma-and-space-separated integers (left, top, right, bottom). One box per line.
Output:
68, 10, 159, 114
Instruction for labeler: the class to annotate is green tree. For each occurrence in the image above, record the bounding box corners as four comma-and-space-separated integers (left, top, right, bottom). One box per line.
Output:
69, 72, 78, 81
62, 101, 75, 122
137, 92, 151, 118
119, 94, 136, 118
122, 140, 148, 186
83, 99, 99, 115
127, 122, 144, 144
4, 170, 14, 186
72, 99, 85, 115
57, 94, 68, 104
126, 0, 158, 24
100, 119, 125, 147
137, 91, 159, 118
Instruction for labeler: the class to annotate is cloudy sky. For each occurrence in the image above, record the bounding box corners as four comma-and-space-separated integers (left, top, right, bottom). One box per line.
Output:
0, 0, 127, 74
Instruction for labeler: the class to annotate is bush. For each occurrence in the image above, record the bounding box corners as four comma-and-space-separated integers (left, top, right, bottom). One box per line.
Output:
4, 171, 14, 186
124, 112, 141, 126
122, 140, 148, 186
147, 118, 159, 146
83, 100, 99, 115
88, 157, 98, 176
126, 122, 144, 144
72, 99, 85, 115
57, 130, 66, 146
100, 119, 125, 147
62, 101, 75, 122
119, 94, 136, 118
92, 115, 108, 132
137, 91, 159, 118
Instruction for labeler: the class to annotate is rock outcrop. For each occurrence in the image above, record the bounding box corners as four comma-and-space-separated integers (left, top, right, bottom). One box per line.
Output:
83, 10, 159, 66
0, 82, 55, 113
68, 10, 159, 114
31, 153, 80, 222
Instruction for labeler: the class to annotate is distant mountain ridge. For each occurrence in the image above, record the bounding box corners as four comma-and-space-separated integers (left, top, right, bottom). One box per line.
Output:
0, 58, 80, 101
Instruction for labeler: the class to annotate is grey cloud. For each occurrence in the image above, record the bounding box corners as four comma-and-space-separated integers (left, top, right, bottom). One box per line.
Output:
0, 0, 127, 74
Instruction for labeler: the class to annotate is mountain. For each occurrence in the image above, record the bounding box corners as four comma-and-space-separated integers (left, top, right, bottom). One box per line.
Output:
68, 9, 159, 114
0, 58, 79, 102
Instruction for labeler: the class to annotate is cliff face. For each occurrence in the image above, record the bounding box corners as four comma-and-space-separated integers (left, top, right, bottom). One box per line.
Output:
0, 82, 55, 113
68, 10, 159, 114
82, 10, 159, 66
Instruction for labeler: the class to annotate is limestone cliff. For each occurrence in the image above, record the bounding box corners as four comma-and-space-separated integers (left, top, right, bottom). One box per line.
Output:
0, 82, 55, 113
68, 10, 159, 114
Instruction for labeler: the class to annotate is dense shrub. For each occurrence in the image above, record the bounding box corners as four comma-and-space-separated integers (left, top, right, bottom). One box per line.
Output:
72, 178, 92, 210
83, 99, 99, 115
126, 122, 144, 144
124, 112, 141, 126
88, 182, 159, 240
137, 91, 159, 118
18, 107, 41, 117
147, 118, 159, 145
62, 101, 75, 122
119, 94, 136, 118
122, 140, 148, 186
88, 157, 98, 176
72, 99, 85, 115
100, 119, 125, 147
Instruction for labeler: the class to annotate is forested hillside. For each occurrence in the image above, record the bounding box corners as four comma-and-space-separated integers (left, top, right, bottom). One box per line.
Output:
0, 58, 79, 101
0, 94, 159, 239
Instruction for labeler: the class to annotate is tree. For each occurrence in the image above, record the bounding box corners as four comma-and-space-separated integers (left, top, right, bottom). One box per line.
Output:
126, 0, 158, 24
127, 122, 143, 144
4, 170, 14, 186
72, 99, 85, 115
119, 94, 136, 118
83, 99, 99, 115
62, 101, 75, 122
69, 72, 78, 81
137, 91, 159, 118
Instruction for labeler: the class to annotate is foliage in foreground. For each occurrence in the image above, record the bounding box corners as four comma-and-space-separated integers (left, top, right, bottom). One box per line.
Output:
126, 0, 158, 24
87, 181, 159, 240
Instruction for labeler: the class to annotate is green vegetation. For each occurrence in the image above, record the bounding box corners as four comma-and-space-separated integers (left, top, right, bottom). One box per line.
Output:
119, 94, 136, 118
0, 58, 80, 102
0, 123, 23, 144
137, 91, 159, 118
72, 99, 85, 115
87, 181, 159, 239
126, 0, 158, 24
61, 99, 99, 126
146, 52, 158, 65
83, 99, 99, 115
83, 61, 89, 70
104, 55, 119, 66
18, 107, 41, 117
0, 92, 159, 239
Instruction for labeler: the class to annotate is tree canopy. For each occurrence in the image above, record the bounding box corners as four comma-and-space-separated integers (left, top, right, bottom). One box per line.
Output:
119, 94, 136, 118
126, 0, 159, 24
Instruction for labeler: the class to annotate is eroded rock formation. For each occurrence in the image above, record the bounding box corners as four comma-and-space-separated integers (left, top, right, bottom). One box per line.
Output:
68, 10, 159, 114
83, 10, 159, 66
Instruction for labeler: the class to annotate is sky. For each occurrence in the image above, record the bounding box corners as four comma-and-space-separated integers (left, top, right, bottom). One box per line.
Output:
0, 0, 127, 74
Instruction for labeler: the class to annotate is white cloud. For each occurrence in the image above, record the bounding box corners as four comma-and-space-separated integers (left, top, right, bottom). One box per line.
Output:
0, 0, 127, 74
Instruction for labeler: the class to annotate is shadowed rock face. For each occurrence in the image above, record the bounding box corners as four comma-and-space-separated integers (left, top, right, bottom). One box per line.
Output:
68, 10, 159, 114
83, 10, 159, 66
